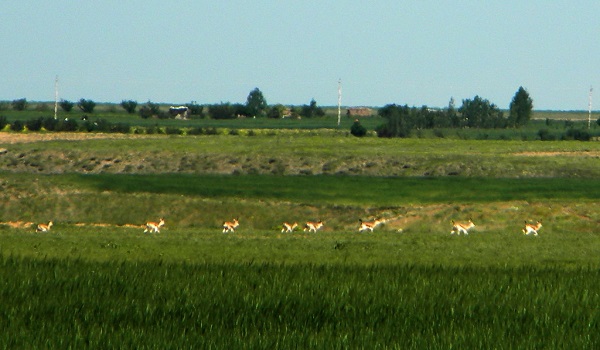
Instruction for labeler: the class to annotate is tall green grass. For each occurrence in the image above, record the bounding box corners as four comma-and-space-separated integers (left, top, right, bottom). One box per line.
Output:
0, 256, 598, 349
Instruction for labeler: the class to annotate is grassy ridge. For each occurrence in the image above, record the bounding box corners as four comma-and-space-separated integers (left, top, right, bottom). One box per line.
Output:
3, 135, 599, 177
1, 257, 598, 349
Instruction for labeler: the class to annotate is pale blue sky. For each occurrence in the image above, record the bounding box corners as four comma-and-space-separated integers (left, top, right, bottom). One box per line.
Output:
1, 1, 598, 110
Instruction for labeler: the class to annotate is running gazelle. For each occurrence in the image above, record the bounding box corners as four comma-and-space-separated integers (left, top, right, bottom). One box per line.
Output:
281, 222, 298, 233
358, 218, 384, 233
522, 220, 542, 236
36, 221, 53, 232
304, 220, 324, 233
223, 218, 239, 233
144, 218, 165, 233
450, 219, 475, 235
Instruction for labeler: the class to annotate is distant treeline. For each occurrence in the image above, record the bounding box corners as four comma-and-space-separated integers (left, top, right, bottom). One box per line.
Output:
1, 115, 598, 141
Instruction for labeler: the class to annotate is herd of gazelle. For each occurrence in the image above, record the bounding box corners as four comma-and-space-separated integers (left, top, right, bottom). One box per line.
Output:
32, 217, 544, 236
450, 219, 542, 236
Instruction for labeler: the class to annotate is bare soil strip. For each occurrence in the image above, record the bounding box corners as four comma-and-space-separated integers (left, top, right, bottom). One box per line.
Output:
514, 151, 600, 157
0, 133, 157, 144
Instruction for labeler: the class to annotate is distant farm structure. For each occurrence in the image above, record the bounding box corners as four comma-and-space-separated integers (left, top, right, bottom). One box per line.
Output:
346, 107, 374, 117
169, 106, 189, 119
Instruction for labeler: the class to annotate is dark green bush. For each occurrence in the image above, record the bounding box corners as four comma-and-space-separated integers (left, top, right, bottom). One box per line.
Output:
110, 123, 131, 134
56, 118, 78, 132
145, 125, 163, 134
10, 120, 24, 131
25, 117, 43, 131
350, 120, 367, 137
187, 126, 204, 135
538, 129, 556, 141
564, 128, 591, 141
204, 127, 218, 135
165, 127, 183, 135
42, 117, 58, 131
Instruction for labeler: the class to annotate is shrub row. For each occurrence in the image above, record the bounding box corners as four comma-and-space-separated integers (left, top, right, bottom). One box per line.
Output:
1, 115, 599, 141
0, 116, 262, 136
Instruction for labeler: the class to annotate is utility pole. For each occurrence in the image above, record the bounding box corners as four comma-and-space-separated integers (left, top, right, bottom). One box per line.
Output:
588, 86, 593, 129
54, 75, 59, 119
337, 78, 342, 127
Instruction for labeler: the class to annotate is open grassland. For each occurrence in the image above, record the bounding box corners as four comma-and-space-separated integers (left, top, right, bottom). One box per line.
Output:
0, 133, 599, 348
1, 133, 600, 177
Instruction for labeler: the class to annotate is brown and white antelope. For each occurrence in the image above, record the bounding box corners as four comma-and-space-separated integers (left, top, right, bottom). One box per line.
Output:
223, 218, 239, 233
281, 222, 298, 233
522, 220, 542, 236
304, 220, 324, 233
36, 221, 53, 232
358, 218, 384, 233
144, 218, 165, 233
450, 219, 475, 235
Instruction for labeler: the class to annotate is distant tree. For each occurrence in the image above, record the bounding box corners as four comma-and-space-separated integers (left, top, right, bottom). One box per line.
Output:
508, 86, 533, 127
185, 101, 204, 118
446, 97, 461, 127
77, 98, 96, 113
300, 99, 325, 118
139, 101, 161, 119
458, 96, 504, 128
350, 119, 367, 137
208, 103, 237, 119
120, 100, 138, 114
233, 103, 249, 117
267, 104, 287, 119
59, 99, 74, 112
246, 88, 268, 117
11, 98, 27, 111
376, 104, 413, 138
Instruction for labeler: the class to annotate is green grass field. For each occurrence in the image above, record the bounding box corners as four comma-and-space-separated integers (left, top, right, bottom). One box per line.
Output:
1, 131, 599, 348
